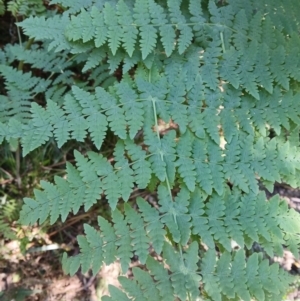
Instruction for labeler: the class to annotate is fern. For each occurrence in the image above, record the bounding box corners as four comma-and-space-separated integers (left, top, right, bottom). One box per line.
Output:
0, 198, 18, 240
7, 0, 45, 17
1, 0, 300, 300
50, 0, 95, 14
0, 44, 71, 126
0, 0, 4, 15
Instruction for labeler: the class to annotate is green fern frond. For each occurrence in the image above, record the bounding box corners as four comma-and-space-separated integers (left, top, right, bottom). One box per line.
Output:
0, 0, 5, 15
202, 249, 292, 301
7, 0, 45, 17
49, 0, 94, 14
2, 1, 300, 300
0, 65, 50, 124
0, 199, 18, 240
17, 14, 70, 51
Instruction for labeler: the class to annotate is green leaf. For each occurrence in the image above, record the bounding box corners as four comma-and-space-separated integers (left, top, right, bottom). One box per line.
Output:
91, 6, 107, 47
217, 252, 234, 298
98, 216, 117, 265
246, 253, 264, 301
189, 188, 214, 248
104, 3, 123, 55
125, 204, 149, 264
117, 0, 138, 57
146, 257, 173, 301
159, 184, 191, 245
163, 242, 200, 300
118, 277, 145, 301
22, 103, 53, 155
96, 87, 127, 139
125, 139, 152, 189
232, 251, 251, 301
201, 249, 221, 301
139, 25, 157, 60
137, 197, 166, 254
104, 285, 131, 301
116, 82, 144, 139
133, 267, 161, 300
160, 25, 176, 57
83, 224, 104, 275
178, 25, 193, 54
112, 209, 132, 272
87, 112, 108, 149
176, 130, 196, 192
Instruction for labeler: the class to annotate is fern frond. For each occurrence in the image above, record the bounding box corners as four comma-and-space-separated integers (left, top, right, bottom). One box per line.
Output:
22, 103, 53, 155
95, 87, 127, 139
253, 43, 273, 94
187, 75, 206, 139
17, 14, 71, 51
8, 1, 300, 300
158, 184, 191, 245
202, 249, 292, 301
7, 43, 72, 73
102, 285, 131, 301
232, 9, 249, 51
116, 82, 144, 139
125, 204, 149, 264
0, 199, 18, 240
236, 41, 259, 100
219, 48, 240, 89
7, 0, 45, 17
149, 0, 175, 57
49, 0, 94, 14
165, 242, 201, 300
261, 16, 276, 50
0, 0, 5, 15
134, 0, 157, 59
176, 130, 196, 191
146, 256, 174, 301
200, 41, 221, 91
269, 45, 289, 90
168, 0, 193, 54
124, 139, 152, 189
136, 197, 165, 254
117, 0, 138, 57
0, 65, 49, 123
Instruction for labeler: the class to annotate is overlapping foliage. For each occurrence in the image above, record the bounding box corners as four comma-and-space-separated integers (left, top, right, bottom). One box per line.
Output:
1, 0, 300, 300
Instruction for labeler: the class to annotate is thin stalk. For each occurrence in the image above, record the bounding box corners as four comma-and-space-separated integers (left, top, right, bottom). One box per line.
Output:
220, 32, 226, 53
18, 38, 34, 71
151, 96, 184, 262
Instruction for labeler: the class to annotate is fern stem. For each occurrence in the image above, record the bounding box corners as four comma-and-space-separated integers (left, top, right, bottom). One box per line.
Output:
150, 98, 172, 198
220, 32, 226, 53
151, 97, 160, 141
17, 38, 34, 71
151, 96, 184, 264
16, 16, 22, 47
15, 146, 21, 189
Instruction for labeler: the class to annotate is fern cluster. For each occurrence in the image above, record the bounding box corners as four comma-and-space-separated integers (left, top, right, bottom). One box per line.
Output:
0, 0, 45, 17
0, 198, 18, 240
1, 0, 300, 300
